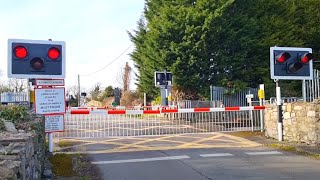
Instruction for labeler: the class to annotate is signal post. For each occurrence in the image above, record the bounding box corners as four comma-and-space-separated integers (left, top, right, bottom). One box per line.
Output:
270, 47, 313, 141
8, 39, 66, 153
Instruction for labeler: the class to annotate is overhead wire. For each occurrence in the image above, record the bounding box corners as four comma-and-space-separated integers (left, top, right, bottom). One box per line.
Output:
80, 44, 133, 76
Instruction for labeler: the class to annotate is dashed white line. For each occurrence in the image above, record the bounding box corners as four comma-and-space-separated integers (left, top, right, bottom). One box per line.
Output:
245, 151, 282, 155
91, 155, 190, 165
200, 153, 234, 157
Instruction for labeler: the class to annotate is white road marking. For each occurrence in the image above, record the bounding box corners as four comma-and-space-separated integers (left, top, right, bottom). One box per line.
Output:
200, 153, 234, 157
91, 155, 190, 165
245, 151, 282, 155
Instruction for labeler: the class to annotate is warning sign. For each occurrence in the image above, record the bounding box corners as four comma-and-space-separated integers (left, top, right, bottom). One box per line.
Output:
45, 114, 64, 132
35, 88, 65, 114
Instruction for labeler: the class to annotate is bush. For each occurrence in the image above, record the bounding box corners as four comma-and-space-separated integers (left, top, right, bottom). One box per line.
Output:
152, 96, 162, 105
0, 105, 31, 123
120, 91, 142, 106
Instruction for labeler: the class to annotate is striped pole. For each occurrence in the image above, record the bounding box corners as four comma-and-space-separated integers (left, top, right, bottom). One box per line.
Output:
276, 80, 283, 142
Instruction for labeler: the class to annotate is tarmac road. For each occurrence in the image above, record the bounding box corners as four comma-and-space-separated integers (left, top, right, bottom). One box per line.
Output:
88, 146, 320, 180
57, 133, 320, 180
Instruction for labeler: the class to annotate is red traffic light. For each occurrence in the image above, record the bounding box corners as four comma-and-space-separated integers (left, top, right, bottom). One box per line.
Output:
276, 52, 291, 63
300, 53, 313, 64
14, 46, 28, 59
48, 47, 60, 60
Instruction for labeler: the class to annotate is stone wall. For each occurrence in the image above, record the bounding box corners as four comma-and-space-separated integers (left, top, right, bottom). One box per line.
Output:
0, 131, 45, 179
265, 102, 320, 144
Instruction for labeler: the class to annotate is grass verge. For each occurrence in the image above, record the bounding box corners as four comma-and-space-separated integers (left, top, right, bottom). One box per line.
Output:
268, 143, 320, 160
225, 131, 264, 138
58, 140, 78, 147
49, 154, 76, 177
49, 153, 101, 179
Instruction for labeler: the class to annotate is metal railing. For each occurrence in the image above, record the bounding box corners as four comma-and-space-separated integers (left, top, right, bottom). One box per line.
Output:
56, 108, 263, 138
0, 92, 28, 105
210, 86, 258, 107
304, 69, 320, 102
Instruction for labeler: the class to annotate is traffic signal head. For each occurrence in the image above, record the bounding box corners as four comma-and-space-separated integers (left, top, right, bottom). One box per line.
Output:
8, 39, 66, 79
270, 47, 313, 80
154, 71, 173, 86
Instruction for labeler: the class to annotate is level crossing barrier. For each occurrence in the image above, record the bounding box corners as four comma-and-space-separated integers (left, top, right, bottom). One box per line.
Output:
67, 105, 177, 111
57, 106, 265, 138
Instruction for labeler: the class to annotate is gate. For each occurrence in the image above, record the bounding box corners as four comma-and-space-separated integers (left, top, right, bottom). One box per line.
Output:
56, 106, 264, 138
210, 86, 258, 107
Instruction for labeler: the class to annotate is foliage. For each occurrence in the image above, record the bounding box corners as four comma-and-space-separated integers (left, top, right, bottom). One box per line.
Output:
90, 83, 102, 101
129, 0, 320, 100
0, 105, 31, 124
100, 85, 114, 100
0, 86, 13, 93
89, 84, 116, 102
68, 95, 79, 107
49, 153, 101, 179
49, 154, 75, 177
120, 91, 142, 106
152, 96, 162, 105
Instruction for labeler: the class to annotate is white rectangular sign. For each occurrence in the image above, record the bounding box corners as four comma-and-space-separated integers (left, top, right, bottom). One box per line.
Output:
35, 88, 65, 114
35, 79, 65, 86
45, 114, 64, 132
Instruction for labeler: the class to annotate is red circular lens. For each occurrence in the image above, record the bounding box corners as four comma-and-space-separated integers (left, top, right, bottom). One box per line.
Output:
276, 52, 290, 63
48, 47, 60, 60
300, 53, 313, 64
14, 46, 28, 59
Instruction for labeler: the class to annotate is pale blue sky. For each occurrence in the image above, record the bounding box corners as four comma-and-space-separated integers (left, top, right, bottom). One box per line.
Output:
0, 0, 145, 91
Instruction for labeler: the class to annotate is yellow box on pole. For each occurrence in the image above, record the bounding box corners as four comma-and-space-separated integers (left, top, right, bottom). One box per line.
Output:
258, 89, 265, 99
30, 91, 34, 103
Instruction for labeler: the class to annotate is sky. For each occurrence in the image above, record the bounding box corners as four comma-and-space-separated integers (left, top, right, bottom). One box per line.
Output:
0, 0, 145, 92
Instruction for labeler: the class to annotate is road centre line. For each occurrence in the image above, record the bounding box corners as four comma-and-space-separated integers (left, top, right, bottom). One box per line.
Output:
91, 155, 190, 165
245, 151, 283, 155
200, 153, 234, 157
90, 151, 284, 165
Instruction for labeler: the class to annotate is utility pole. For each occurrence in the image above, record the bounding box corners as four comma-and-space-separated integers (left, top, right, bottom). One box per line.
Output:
78, 74, 80, 107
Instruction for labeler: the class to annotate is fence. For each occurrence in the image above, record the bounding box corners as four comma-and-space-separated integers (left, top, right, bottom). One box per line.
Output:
210, 86, 258, 107
268, 69, 320, 104
177, 100, 223, 109
56, 106, 264, 138
0, 92, 28, 104
305, 69, 320, 102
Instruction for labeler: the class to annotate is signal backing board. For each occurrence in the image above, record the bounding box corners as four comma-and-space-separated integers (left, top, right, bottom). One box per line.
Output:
7, 39, 66, 79
270, 47, 313, 80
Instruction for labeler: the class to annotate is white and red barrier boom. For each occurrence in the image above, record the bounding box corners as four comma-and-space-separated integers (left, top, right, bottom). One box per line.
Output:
69, 106, 265, 115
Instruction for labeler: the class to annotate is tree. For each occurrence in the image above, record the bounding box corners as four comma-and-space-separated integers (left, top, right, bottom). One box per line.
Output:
66, 85, 79, 107
100, 85, 114, 100
8, 79, 26, 92
116, 62, 132, 92
129, 0, 320, 100
90, 83, 102, 101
